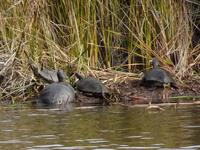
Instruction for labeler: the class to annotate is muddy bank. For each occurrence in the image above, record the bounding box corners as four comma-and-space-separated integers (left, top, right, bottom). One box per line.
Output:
97, 71, 200, 106
67, 76, 200, 108
0, 69, 200, 107
115, 82, 199, 105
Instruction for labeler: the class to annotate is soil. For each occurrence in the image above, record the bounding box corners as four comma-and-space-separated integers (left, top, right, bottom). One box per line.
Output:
97, 70, 200, 106
71, 77, 200, 109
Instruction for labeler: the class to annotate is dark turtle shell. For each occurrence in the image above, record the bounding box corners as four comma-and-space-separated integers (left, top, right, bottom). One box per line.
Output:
141, 58, 177, 88
38, 69, 59, 83
30, 63, 60, 83
38, 83, 75, 106
75, 73, 109, 97
37, 70, 75, 107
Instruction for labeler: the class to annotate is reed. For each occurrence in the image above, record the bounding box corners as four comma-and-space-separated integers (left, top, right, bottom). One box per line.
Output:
0, 0, 198, 101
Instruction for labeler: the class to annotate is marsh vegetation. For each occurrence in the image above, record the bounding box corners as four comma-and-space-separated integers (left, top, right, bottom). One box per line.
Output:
0, 0, 199, 102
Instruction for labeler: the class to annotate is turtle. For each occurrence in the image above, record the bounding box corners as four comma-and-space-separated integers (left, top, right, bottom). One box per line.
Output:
141, 57, 177, 88
74, 73, 110, 104
37, 69, 75, 107
29, 63, 60, 83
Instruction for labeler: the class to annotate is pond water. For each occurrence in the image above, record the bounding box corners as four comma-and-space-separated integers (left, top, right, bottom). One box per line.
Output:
0, 104, 200, 150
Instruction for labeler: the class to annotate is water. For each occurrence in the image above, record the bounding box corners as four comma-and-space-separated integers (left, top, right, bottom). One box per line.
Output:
0, 104, 200, 150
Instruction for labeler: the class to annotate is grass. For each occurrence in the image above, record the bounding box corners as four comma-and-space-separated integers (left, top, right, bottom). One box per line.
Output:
0, 0, 199, 102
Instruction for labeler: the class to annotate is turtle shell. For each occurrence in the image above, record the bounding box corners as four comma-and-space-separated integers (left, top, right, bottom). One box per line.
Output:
37, 69, 75, 107
37, 82, 75, 106
75, 76, 108, 97
38, 69, 59, 83
142, 68, 176, 88
30, 63, 61, 83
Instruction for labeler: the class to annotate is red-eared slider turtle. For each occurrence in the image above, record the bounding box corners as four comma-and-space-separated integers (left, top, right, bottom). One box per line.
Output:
37, 70, 75, 107
75, 73, 109, 100
30, 63, 60, 83
141, 58, 177, 88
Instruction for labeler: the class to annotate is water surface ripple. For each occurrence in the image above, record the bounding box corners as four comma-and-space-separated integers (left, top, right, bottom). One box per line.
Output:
0, 105, 199, 149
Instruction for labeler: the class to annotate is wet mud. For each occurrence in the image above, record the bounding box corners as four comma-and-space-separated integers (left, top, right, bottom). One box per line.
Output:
106, 77, 200, 106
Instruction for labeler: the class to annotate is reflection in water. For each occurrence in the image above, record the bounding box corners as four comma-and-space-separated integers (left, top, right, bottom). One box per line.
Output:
0, 105, 199, 149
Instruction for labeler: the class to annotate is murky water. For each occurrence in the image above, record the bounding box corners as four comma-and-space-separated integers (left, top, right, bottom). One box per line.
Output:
0, 104, 200, 150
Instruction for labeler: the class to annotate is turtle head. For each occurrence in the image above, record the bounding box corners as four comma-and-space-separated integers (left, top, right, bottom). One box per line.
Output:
29, 62, 40, 77
152, 57, 159, 68
57, 69, 65, 82
75, 72, 84, 80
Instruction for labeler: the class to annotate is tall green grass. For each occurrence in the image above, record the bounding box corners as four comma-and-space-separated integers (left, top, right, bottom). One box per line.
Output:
0, 0, 199, 100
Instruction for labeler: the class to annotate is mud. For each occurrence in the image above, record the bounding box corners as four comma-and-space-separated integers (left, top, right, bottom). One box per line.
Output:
106, 77, 200, 106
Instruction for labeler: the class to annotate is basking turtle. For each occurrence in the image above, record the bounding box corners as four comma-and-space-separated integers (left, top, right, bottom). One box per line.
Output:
75, 73, 109, 99
37, 70, 75, 107
30, 63, 60, 83
141, 58, 177, 88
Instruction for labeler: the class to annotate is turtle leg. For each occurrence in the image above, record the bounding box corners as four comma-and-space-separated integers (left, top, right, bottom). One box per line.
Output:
163, 83, 170, 102
102, 92, 111, 105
